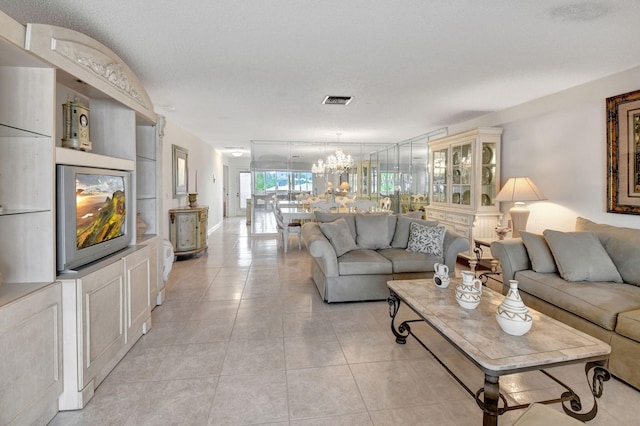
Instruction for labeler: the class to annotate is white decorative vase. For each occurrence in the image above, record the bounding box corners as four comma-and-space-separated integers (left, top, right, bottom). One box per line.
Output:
496, 280, 533, 336
455, 270, 482, 309
433, 263, 450, 288
136, 212, 147, 236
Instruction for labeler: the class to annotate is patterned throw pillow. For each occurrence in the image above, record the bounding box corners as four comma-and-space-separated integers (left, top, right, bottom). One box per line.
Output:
406, 222, 446, 256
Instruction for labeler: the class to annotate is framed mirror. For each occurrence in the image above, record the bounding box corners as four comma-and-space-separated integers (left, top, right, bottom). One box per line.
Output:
172, 144, 188, 197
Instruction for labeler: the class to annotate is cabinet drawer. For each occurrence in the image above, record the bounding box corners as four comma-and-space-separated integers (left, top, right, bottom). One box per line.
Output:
427, 210, 446, 221
446, 213, 471, 225
453, 226, 470, 238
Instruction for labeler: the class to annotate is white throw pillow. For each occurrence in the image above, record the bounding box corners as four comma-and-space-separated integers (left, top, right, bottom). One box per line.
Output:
406, 222, 446, 256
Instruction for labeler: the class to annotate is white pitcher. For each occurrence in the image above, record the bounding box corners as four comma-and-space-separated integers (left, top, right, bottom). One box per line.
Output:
456, 270, 482, 309
433, 263, 450, 288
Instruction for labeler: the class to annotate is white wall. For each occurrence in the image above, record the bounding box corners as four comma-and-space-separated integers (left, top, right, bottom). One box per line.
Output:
161, 119, 223, 239
448, 65, 640, 233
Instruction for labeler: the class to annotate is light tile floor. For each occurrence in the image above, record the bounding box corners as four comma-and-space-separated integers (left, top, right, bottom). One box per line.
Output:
50, 217, 640, 425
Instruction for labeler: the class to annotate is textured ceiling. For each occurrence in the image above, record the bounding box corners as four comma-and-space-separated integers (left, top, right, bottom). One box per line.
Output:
2, 0, 640, 156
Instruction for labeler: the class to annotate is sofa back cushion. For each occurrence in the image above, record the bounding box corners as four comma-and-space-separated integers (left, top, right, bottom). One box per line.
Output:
355, 213, 395, 250
519, 231, 558, 273
318, 217, 358, 257
543, 230, 623, 283
314, 212, 357, 239
391, 215, 439, 248
576, 217, 640, 285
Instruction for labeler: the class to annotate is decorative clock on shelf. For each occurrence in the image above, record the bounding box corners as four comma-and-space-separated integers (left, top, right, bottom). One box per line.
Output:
61, 97, 92, 151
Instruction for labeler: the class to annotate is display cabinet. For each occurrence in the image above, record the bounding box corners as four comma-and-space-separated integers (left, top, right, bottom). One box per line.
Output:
425, 127, 503, 263
169, 206, 209, 257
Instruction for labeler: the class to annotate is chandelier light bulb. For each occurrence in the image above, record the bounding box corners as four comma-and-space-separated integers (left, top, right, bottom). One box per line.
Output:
312, 150, 353, 175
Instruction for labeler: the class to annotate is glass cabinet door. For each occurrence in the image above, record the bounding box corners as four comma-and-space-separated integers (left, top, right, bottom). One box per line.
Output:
451, 142, 472, 206
431, 148, 447, 203
481, 141, 497, 206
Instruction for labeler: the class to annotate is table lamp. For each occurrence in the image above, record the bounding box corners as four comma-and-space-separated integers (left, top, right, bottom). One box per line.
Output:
494, 177, 547, 238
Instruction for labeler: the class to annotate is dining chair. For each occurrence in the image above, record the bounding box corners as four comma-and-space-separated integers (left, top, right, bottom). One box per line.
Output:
273, 206, 302, 252
380, 197, 391, 210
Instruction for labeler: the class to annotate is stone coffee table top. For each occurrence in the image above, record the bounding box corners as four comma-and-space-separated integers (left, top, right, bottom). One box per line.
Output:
388, 279, 611, 374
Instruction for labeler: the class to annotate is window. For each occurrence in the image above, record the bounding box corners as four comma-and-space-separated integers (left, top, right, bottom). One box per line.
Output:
253, 171, 314, 195
292, 172, 313, 192
380, 172, 395, 195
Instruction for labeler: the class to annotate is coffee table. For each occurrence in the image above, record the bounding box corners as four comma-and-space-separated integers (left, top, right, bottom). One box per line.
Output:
387, 279, 611, 426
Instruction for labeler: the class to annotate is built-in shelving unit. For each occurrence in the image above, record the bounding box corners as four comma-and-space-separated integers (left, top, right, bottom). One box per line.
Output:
0, 10, 61, 425
0, 11, 164, 422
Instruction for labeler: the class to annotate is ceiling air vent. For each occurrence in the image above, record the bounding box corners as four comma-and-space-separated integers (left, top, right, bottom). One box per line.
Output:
322, 95, 353, 106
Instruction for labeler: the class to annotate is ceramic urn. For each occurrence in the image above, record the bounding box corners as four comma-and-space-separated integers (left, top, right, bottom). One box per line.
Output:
455, 270, 482, 309
496, 280, 533, 336
433, 263, 450, 288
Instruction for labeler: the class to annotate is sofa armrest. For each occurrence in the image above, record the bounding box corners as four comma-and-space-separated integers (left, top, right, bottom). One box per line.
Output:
301, 222, 339, 277
443, 230, 470, 275
490, 239, 531, 281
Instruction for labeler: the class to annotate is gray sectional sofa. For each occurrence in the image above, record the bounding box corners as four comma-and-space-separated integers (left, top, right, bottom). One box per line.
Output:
301, 212, 469, 303
490, 217, 640, 390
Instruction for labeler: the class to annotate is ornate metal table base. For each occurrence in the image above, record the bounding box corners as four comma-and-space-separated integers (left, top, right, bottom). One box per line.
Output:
387, 292, 610, 425
473, 242, 502, 285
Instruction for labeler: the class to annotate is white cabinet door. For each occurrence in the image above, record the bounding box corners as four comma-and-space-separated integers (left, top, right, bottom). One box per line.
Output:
124, 245, 151, 342
0, 282, 62, 426
78, 259, 125, 389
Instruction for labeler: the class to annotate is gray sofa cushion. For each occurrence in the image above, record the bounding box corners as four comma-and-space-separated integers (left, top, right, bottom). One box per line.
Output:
337, 249, 393, 275
515, 270, 640, 330
318, 217, 358, 257
543, 230, 623, 283
391, 216, 439, 248
378, 248, 442, 273
314, 212, 357, 239
576, 217, 640, 286
616, 310, 640, 343
355, 213, 394, 249
520, 231, 557, 273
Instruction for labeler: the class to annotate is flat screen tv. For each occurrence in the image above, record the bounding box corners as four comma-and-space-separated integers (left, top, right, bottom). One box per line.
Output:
56, 165, 133, 273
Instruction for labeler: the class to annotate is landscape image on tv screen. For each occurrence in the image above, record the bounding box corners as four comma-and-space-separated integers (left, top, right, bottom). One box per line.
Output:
75, 173, 126, 249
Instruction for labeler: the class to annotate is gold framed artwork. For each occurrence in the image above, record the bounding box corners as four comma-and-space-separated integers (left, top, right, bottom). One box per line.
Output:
606, 89, 640, 214
172, 144, 188, 197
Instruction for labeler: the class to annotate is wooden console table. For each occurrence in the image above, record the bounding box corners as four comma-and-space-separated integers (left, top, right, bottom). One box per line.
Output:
169, 206, 208, 257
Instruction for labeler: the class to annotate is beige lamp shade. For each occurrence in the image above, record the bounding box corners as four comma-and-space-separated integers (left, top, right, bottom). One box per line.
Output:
494, 177, 547, 237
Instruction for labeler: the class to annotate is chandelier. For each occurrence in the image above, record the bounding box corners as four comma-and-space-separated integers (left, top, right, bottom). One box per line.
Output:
312, 149, 354, 175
